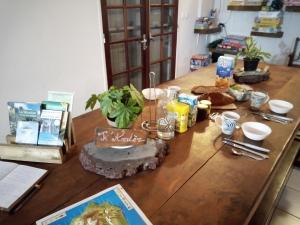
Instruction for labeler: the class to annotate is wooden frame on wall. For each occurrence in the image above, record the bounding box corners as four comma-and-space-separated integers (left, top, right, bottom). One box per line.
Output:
289, 37, 300, 67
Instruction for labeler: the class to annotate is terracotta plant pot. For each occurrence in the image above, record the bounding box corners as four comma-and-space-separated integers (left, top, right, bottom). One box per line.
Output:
244, 58, 260, 71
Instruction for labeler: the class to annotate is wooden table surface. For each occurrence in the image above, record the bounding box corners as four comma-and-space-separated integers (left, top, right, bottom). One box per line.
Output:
1, 64, 300, 225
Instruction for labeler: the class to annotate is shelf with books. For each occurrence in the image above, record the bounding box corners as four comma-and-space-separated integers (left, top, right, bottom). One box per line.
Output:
194, 26, 221, 34
227, 5, 263, 11
251, 31, 283, 38
285, 6, 300, 12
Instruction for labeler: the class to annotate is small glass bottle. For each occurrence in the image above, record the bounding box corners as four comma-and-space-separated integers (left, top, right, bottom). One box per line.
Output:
156, 90, 176, 140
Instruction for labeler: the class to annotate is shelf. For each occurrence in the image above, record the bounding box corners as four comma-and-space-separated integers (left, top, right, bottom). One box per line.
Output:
194, 26, 221, 34
211, 48, 239, 55
251, 31, 283, 38
286, 6, 300, 12
227, 5, 262, 11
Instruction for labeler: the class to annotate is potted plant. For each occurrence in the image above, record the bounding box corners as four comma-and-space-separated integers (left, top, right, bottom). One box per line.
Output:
238, 37, 271, 71
86, 84, 144, 128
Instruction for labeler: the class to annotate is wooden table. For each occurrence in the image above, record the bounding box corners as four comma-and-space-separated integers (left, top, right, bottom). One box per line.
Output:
1, 64, 300, 225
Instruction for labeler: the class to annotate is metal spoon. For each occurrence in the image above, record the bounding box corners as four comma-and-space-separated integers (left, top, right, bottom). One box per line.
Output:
231, 148, 265, 160
261, 114, 289, 124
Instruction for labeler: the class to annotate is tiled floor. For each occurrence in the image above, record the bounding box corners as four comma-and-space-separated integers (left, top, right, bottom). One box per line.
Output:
269, 167, 300, 225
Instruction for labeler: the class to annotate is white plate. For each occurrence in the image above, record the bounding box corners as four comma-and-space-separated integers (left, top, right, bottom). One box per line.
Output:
142, 88, 163, 100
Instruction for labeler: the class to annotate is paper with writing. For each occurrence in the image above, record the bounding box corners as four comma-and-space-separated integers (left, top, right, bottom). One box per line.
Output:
95, 128, 148, 148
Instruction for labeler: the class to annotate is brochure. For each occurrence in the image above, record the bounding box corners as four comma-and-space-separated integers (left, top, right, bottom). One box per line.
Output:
36, 184, 152, 225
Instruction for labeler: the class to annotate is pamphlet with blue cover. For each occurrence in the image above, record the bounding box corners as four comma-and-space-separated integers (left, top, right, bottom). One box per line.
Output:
36, 184, 152, 225
15, 121, 39, 145
7, 102, 41, 135
38, 110, 63, 146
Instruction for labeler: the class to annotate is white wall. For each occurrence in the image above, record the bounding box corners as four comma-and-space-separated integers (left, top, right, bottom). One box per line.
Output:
212, 0, 300, 65
175, 0, 214, 76
0, 0, 107, 142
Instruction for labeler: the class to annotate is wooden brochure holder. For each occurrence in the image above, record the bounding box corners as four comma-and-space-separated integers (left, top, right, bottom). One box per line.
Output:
0, 119, 76, 164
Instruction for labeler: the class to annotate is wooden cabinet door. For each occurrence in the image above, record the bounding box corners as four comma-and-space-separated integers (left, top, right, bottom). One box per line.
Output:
101, 0, 178, 90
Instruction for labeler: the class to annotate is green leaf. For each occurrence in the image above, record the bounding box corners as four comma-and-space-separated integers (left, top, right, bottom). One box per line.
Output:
129, 84, 144, 108
99, 95, 114, 117
241, 36, 271, 61
85, 94, 98, 110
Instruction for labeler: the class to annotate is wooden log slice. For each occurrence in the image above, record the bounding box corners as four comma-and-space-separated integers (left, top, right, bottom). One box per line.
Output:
79, 139, 169, 179
233, 71, 270, 84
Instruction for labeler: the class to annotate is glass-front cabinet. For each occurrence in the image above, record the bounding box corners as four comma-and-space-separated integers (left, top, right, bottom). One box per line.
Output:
101, 0, 178, 90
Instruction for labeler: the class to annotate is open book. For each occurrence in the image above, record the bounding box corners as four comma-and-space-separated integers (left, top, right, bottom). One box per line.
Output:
36, 184, 152, 225
0, 161, 47, 211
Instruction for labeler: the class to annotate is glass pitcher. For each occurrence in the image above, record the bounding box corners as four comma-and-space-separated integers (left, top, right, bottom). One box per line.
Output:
156, 89, 177, 140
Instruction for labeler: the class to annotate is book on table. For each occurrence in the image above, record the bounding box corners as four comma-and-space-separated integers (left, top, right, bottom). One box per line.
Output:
0, 161, 47, 212
36, 184, 153, 225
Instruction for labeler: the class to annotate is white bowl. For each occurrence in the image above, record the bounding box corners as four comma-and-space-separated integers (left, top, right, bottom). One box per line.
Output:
142, 88, 163, 100
268, 99, 293, 114
241, 122, 272, 141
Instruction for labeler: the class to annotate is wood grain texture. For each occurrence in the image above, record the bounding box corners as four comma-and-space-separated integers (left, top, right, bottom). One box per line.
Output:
0, 64, 299, 225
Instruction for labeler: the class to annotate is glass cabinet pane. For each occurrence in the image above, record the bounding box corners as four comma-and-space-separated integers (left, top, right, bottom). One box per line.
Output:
163, 7, 174, 33
150, 36, 161, 63
150, 0, 161, 4
162, 59, 172, 82
150, 7, 161, 35
112, 73, 128, 87
110, 43, 126, 74
108, 9, 125, 42
129, 70, 143, 90
128, 41, 142, 69
126, 0, 140, 5
107, 0, 123, 6
163, 34, 172, 58
127, 8, 141, 38
150, 63, 161, 85
162, 0, 174, 4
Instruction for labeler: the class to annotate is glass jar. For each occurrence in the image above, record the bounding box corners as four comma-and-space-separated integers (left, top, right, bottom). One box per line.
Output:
156, 90, 176, 140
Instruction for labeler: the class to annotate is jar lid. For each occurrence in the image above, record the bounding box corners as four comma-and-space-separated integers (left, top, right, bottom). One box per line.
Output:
199, 100, 212, 105
197, 103, 208, 109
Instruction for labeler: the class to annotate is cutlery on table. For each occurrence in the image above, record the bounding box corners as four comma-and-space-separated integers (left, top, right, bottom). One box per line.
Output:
231, 148, 265, 160
223, 140, 269, 159
251, 112, 293, 124
223, 138, 270, 153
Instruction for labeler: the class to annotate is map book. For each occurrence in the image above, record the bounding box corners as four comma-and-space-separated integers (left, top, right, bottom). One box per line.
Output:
15, 121, 39, 145
36, 184, 152, 225
0, 161, 47, 212
7, 102, 41, 135
38, 110, 63, 146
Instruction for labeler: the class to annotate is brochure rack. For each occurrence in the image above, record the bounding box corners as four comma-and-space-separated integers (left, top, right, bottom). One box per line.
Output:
0, 120, 75, 164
